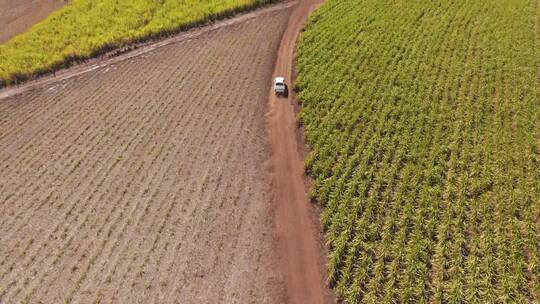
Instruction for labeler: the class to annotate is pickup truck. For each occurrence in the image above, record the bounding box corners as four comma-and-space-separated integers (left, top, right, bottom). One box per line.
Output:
274, 77, 287, 97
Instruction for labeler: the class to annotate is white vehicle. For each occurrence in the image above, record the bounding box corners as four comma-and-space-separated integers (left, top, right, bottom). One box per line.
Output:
274, 77, 286, 96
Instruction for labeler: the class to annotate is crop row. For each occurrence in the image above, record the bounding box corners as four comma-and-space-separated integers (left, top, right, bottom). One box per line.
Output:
0, 11, 288, 302
297, 0, 540, 303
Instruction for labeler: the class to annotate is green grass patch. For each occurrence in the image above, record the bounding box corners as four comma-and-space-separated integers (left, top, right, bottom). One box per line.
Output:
0, 0, 273, 87
297, 0, 540, 302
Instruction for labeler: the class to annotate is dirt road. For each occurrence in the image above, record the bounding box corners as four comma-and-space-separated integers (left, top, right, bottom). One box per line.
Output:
267, 1, 335, 303
0, 0, 65, 43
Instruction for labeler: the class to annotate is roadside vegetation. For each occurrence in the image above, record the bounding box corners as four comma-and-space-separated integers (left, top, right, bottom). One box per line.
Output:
297, 0, 540, 302
0, 0, 272, 87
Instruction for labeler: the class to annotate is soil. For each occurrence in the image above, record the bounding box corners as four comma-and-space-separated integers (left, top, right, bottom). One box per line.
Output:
0, 8, 291, 303
0, 0, 65, 43
267, 0, 336, 303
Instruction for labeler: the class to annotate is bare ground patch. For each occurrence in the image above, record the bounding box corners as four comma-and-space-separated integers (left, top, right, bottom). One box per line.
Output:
0, 0, 65, 43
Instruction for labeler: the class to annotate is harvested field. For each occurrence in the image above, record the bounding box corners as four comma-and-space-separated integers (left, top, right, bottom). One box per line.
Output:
0, 0, 65, 43
0, 8, 290, 304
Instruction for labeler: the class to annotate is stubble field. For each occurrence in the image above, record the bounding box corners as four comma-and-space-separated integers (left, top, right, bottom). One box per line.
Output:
0, 9, 290, 304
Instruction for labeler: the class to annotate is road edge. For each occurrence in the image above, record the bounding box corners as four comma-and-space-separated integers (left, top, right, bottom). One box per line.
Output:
0, 1, 296, 101
266, 0, 335, 303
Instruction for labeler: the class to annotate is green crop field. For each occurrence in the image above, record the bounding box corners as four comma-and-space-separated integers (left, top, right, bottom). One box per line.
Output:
0, 0, 272, 87
297, 0, 539, 303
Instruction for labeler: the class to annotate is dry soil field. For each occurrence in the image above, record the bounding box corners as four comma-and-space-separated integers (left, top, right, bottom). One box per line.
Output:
0, 8, 291, 303
0, 0, 65, 43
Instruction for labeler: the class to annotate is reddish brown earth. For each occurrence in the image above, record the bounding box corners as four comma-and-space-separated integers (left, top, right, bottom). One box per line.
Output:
267, 0, 335, 303
0, 0, 65, 43
0, 8, 292, 303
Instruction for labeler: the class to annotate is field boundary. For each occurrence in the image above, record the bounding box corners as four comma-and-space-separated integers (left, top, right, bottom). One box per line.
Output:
0, 0, 285, 87
0, 1, 295, 101
266, 0, 335, 303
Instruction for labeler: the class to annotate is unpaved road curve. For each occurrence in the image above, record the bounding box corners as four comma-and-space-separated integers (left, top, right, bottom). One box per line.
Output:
267, 0, 335, 303
0, 0, 65, 43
